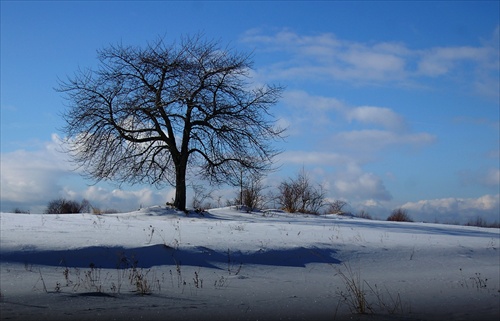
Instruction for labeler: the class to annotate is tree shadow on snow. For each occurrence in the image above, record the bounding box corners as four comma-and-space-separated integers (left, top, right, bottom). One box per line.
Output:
0, 244, 341, 269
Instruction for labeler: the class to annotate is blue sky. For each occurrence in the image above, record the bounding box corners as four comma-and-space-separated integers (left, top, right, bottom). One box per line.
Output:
1, 1, 499, 223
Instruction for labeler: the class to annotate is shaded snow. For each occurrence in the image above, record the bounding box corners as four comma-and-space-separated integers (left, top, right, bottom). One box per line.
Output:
1, 206, 499, 320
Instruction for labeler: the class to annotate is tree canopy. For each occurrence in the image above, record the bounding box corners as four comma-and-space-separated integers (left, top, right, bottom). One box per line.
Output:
58, 35, 285, 211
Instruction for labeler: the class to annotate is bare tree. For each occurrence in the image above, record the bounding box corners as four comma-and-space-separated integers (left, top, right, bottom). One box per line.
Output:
57, 35, 285, 211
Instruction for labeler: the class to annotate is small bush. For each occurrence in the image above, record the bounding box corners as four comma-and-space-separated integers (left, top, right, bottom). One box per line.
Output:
45, 198, 91, 214
387, 208, 413, 222
276, 168, 326, 214
327, 200, 348, 215
356, 210, 372, 220
465, 216, 500, 228
92, 208, 119, 215
335, 263, 409, 316
336, 263, 372, 314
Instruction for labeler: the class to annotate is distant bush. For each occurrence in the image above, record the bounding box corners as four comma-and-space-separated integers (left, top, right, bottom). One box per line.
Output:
191, 183, 214, 211
240, 180, 266, 212
356, 210, 372, 220
327, 200, 348, 215
45, 198, 91, 214
92, 208, 119, 215
465, 216, 500, 228
387, 208, 413, 222
13, 208, 30, 214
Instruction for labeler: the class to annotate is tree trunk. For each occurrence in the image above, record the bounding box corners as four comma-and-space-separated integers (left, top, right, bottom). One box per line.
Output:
173, 162, 187, 211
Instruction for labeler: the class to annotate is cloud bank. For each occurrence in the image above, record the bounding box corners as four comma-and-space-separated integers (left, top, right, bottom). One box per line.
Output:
0, 134, 172, 213
402, 194, 500, 224
1, 135, 72, 207
1, 134, 497, 224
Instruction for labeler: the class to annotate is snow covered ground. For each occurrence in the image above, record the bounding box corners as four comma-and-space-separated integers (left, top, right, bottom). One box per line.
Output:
1, 206, 499, 320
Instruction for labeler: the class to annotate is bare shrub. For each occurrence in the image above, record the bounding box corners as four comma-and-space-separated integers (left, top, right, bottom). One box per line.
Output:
276, 168, 326, 214
387, 208, 413, 222
191, 184, 214, 211
45, 198, 91, 214
356, 210, 372, 220
465, 216, 500, 228
92, 208, 119, 215
227, 164, 269, 212
238, 172, 267, 211
327, 200, 348, 214
336, 263, 372, 314
335, 263, 409, 316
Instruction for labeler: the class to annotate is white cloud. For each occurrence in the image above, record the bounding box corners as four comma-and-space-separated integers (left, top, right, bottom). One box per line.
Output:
243, 28, 499, 98
283, 163, 393, 203
279, 91, 436, 156
244, 30, 409, 84
283, 90, 345, 112
459, 167, 500, 189
401, 194, 500, 224
0, 134, 173, 213
274, 91, 436, 205
273, 150, 392, 203
417, 46, 490, 77
276, 150, 353, 167
78, 186, 173, 212
337, 46, 407, 81
329, 164, 393, 202
331, 129, 436, 152
347, 198, 393, 219
242, 29, 341, 53
486, 168, 500, 187
0, 134, 73, 205
280, 91, 435, 152
473, 25, 500, 99
346, 106, 407, 131
280, 90, 345, 132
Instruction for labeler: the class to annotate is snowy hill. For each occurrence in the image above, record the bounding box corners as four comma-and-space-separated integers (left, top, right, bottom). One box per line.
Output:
1, 206, 498, 320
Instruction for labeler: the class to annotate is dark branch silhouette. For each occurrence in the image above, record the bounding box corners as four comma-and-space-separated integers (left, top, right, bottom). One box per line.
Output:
57, 35, 285, 210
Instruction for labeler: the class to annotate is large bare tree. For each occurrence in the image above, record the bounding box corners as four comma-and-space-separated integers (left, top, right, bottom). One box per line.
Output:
58, 36, 285, 211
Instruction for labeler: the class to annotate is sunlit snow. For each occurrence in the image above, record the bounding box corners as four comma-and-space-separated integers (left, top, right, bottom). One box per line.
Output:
1, 206, 498, 320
